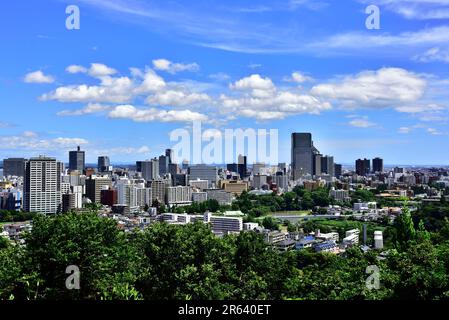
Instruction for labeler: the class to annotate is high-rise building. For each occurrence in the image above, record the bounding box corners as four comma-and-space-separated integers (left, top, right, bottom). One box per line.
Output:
238, 154, 247, 179
23, 156, 63, 214
355, 158, 371, 176
165, 149, 174, 164
159, 155, 169, 176
313, 154, 322, 176
321, 156, 334, 177
291, 133, 315, 180
141, 158, 159, 182
372, 157, 384, 173
3, 158, 27, 177
166, 186, 192, 206
97, 156, 111, 173
85, 176, 112, 203
69, 146, 85, 172
188, 164, 218, 188
334, 163, 342, 178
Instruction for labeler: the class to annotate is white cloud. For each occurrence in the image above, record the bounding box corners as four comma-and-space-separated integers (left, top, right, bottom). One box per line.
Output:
348, 118, 376, 128
310, 26, 449, 51
41, 76, 134, 103
146, 90, 210, 107
0, 133, 88, 151
311, 68, 426, 108
360, 0, 449, 20
88, 63, 117, 77
57, 103, 112, 116
288, 71, 314, 83
413, 47, 449, 63
152, 59, 199, 74
395, 103, 444, 113
230, 74, 275, 91
66, 65, 88, 74
24, 70, 55, 84
134, 69, 166, 94
108, 105, 208, 123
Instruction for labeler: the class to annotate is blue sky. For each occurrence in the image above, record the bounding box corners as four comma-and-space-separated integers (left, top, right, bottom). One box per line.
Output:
1, 0, 449, 165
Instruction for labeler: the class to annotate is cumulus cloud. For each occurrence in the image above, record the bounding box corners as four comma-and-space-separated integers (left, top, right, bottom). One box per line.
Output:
24, 70, 55, 84
88, 63, 117, 77
41, 76, 134, 103
288, 71, 314, 83
57, 103, 112, 116
0, 132, 88, 151
66, 65, 88, 74
221, 74, 331, 120
230, 74, 275, 91
108, 105, 208, 122
311, 68, 426, 108
146, 90, 210, 107
152, 59, 199, 74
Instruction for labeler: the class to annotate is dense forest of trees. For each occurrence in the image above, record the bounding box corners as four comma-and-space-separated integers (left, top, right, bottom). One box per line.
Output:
2, 200, 449, 300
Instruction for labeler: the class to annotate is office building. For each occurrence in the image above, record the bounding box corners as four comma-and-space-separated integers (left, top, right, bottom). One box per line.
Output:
238, 154, 247, 179
69, 146, 85, 172
100, 188, 117, 207
3, 158, 27, 177
165, 149, 174, 164
188, 164, 218, 188
334, 163, 342, 178
313, 153, 322, 176
141, 158, 159, 182
159, 155, 170, 176
206, 189, 232, 205
291, 133, 316, 180
189, 179, 209, 191
321, 156, 334, 177
204, 212, 243, 235
372, 157, 384, 173
85, 176, 112, 203
222, 180, 248, 196
356, 158, 371, 176
330, 189, 350, 202
166, 186, 192, 206
23, 156, 63, 214
252, 163, 265, 176
192, 191, 207, 203
98, 156, 111, 173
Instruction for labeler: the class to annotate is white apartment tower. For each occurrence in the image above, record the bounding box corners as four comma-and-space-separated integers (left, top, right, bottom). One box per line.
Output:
24, 156, 63, 214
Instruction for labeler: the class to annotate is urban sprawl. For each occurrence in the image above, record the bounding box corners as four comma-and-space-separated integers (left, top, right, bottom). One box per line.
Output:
1, 132, 449, 255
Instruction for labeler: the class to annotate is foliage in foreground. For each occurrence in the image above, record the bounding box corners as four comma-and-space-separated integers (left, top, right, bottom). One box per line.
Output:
2, 204, 449, 300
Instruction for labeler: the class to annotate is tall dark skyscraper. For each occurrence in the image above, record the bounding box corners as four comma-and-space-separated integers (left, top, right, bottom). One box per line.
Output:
238, 154, 247, 179
69, 146, 85, 172
321, 156, 334, 177
3, 158, 27, 177
159, 155, 169, 176
334, 163, 342, 178
165, 149, 174, 164
372, 157, 384, 173
291, 133, 315, 180
97, 156, 110, 173
356, 158, 371, 176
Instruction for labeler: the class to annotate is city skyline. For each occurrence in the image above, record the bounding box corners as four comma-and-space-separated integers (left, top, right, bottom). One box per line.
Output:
1, 1, 449, 165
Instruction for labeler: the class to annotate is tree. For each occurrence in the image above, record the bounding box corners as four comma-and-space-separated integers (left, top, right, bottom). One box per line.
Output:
262, 217, 279, 230
395, 206, 416, 250
22, 213, 141, 300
